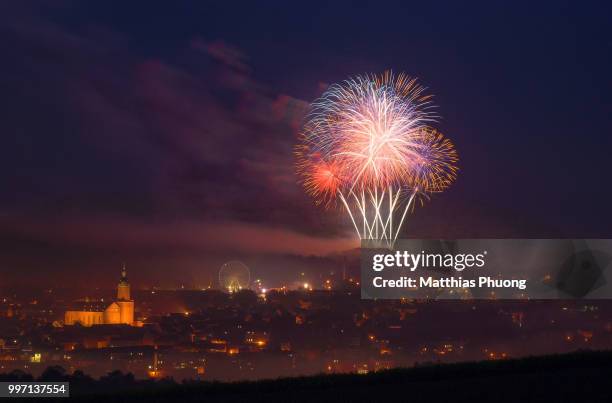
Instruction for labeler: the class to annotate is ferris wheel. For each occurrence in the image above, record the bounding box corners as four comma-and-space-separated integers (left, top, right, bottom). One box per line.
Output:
218, 261, 251, 292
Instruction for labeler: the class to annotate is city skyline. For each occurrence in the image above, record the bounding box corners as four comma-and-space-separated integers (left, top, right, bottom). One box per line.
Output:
1, 2, 612, 396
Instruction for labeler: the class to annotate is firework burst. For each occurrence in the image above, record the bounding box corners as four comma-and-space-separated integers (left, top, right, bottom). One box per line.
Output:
296, 72, 458, 245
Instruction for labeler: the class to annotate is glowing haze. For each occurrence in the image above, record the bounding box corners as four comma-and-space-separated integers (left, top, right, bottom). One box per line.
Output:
296, 72, 459, 244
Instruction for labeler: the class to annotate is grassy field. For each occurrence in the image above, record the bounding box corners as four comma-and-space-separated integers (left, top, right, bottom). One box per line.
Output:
4, 350, 612, 402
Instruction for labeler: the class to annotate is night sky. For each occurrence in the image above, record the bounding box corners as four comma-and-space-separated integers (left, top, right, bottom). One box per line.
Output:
1, 1, 611, 287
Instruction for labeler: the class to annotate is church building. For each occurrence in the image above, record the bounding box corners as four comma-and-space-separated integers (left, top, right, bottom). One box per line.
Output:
64, 265, 135, 327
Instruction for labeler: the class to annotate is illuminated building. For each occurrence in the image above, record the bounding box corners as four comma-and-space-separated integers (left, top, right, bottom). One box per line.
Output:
64, 265, 135, 326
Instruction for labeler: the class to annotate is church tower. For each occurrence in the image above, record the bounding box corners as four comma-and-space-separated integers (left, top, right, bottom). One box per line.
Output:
116, 264, 134, 325
117, 264, 130, 300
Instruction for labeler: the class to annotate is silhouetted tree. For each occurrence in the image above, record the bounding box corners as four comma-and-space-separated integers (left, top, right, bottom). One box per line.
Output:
0, 369, 34, 381
39, 365, 66, 381
100, 370, 135, 385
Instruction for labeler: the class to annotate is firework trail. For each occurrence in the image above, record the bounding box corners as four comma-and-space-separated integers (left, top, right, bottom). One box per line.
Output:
296, 72, 458, 246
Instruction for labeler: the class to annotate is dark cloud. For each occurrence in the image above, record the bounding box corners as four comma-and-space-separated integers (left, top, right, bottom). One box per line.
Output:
0, 7, 355, 285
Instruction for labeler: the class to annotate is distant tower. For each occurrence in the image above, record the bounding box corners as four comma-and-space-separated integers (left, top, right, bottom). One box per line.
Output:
148, 345, 162, 378
116, 264, 134, 325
